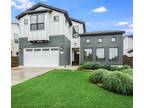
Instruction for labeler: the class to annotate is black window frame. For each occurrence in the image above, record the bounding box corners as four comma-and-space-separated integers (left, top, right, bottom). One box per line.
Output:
108, 47, 119, 61
73, 25, 79, 38
96, 47, 105, 61
98, 37, 103, 43
84, 48, 93, 62
54, 16, 59, 22
111, 37, 116, 42
85, 38, 91, 44
30, 14, 44, 31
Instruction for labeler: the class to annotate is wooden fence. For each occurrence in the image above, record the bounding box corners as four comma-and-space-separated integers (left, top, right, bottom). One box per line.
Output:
123, 55, 133, 68
11, 57, 19, 67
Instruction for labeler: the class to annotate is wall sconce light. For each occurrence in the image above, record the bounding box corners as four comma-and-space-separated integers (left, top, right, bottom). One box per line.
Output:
19, 48, 22, 52
60, 47, 63, 51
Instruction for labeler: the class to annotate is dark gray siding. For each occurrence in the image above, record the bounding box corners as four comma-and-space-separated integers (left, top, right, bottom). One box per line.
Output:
19, 35, 70, 66
80, 34, 123, 65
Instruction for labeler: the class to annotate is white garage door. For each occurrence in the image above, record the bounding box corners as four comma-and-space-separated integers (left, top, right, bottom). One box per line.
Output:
24, 47, 59, 67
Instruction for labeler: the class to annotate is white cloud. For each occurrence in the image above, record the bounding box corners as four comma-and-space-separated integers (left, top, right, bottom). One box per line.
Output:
125, 28, 133, 33
11, 0, 34, 10
129, 24, 133, 28
92, 6, 107, 13
115, 22, 129, 26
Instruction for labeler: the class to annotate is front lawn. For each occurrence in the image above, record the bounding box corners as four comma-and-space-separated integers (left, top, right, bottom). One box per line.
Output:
12, 69, 132, 108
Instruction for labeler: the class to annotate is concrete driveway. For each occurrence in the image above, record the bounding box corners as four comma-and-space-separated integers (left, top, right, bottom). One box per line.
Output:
11, 67, 53, 86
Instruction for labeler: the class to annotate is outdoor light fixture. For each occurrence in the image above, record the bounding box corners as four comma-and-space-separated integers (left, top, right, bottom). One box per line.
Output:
60, 47, 63, 51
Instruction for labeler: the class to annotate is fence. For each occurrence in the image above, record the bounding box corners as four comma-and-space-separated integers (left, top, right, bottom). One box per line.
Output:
123, 55, 133, 68
11, 56, 19, 67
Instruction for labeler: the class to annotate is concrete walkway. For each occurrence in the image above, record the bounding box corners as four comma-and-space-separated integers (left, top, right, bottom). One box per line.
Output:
11, 66, 79, 86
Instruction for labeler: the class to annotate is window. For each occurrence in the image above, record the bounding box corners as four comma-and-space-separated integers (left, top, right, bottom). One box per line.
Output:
42, 48, 49, 51
51, 48, 59, 51
34, 49, 41, 51
96, 48, 105, 61
30, 14, 44, 30
111, 37, 116, 42
109, 48, 118, 61
26, 49, 32, 51
84, 48, 93, 61
74, 26, 79, 33
73, 26, 79, 38
54, 16, 59, 22
86, 38, 91, 44
24, 19, 28, 25
14, 33, 18, 43
98, 38, 103, 43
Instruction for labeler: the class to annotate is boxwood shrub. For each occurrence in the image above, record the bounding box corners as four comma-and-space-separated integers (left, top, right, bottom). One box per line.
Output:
89, 69, 109, 83
80, 62, 131, 71
102, 71, 133, 95
82, 62, 105, 70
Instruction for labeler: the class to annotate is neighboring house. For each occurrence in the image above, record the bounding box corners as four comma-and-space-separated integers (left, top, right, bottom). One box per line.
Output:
79, 31, 124, 65
11, 22, 19, 57
123, 35, 133, 57
15, 3, 124, 67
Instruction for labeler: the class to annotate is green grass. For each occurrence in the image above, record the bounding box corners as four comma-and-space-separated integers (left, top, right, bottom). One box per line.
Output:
12, 69, 133, 108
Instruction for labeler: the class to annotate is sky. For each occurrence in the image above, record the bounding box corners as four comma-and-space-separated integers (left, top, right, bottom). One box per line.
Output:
11, 0, 133, 35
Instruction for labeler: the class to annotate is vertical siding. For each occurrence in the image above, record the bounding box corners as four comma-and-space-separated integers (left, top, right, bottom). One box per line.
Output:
18, 6, 72, 41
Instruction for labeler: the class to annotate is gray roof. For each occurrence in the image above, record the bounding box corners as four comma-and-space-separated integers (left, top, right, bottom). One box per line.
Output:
71, 18, 86, 32
125, 35, 133, 38
16, 2, 72, 26
79, 30, 125, 36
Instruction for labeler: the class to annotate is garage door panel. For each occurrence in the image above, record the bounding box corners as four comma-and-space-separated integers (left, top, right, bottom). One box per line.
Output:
24, 47, 59, 67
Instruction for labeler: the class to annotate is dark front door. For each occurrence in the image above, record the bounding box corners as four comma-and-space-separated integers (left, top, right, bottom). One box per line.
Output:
74, 50, 79, 65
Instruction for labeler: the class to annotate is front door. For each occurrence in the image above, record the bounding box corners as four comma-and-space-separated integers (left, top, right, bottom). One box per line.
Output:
74, 50, 79, 65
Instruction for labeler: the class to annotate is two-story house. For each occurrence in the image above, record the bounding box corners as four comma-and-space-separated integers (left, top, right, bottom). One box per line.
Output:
15, 3, 125, 67
123, 35, 133, 57
16, 3, 85, 67
11, 22, 19, 57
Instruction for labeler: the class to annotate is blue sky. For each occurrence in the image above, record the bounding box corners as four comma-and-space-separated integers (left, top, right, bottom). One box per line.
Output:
11, 0, 133, 34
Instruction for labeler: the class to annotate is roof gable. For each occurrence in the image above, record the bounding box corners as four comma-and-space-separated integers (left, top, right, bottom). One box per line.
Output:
16, 2, 72, 26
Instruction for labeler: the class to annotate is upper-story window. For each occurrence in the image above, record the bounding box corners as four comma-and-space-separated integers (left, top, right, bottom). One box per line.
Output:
73, 25, 79, 38
111, 37, 116, 42
74, 25, 79, 34
86, 38, 91, 44
54, 16, 59, 22
14, 33, 18, 43
98, 38, 103, 43
30, 14, 44, 30
24, 19, 28, 25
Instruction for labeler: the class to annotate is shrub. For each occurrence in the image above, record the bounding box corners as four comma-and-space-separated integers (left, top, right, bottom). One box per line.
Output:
102, 72, 133, 95
89, 69, 108, 83
109, 66, 122, 71
121, 65, 131, 70
82, 62, 104, 70
121, 69, 133, 77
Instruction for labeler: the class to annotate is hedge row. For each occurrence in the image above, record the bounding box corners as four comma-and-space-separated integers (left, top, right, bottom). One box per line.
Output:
89, 69, 133, 95
79, 62, 131, 71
